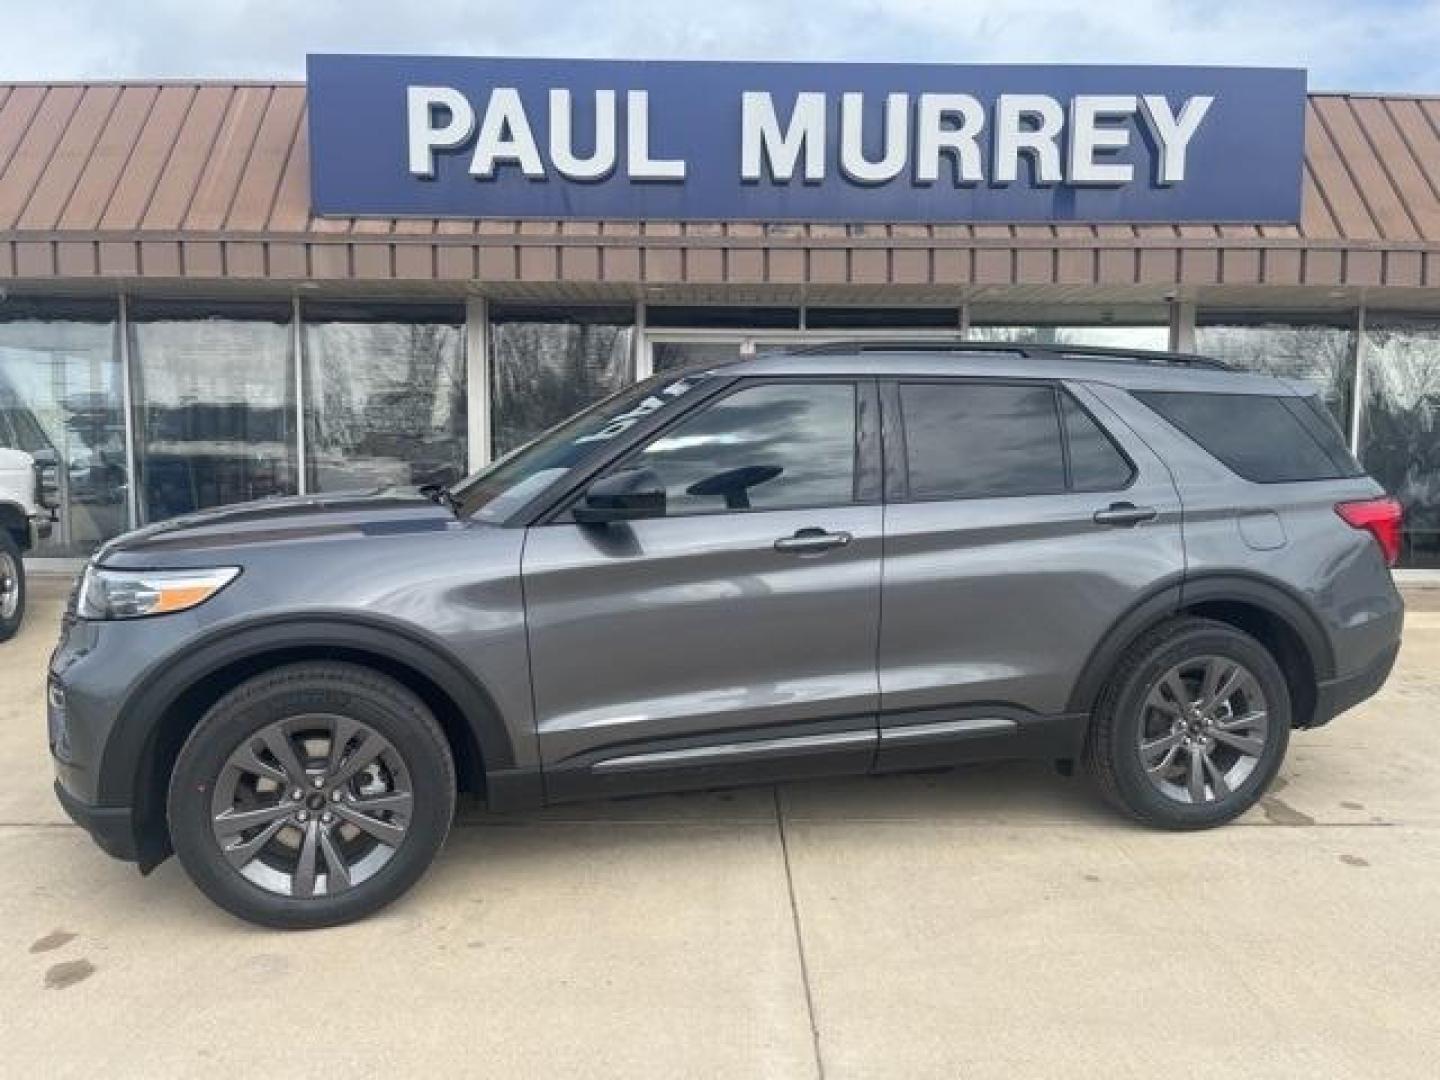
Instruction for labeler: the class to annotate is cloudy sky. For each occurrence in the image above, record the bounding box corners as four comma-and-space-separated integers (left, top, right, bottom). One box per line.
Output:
2, 0, 1437, 91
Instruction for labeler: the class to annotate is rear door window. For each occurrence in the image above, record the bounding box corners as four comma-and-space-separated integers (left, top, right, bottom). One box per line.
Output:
1135, 391, 1363, 483
1060, 393, 1135, 491
898, 382, 1066, 499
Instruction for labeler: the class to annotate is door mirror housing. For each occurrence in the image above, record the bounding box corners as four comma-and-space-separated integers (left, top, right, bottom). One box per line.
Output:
573, 468, 666, 524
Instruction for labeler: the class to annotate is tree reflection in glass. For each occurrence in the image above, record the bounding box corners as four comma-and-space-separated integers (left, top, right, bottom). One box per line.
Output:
303, 308, 466, 491
1359, 320, 1440, 568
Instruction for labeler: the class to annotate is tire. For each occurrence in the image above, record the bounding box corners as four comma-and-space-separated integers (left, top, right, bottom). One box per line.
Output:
0, 531, 25, 643
168, 662, 456, 929
1083, 616, 1291, 829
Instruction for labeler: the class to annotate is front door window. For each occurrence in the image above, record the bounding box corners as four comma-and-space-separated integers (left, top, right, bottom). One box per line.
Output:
623, 382, 858, 515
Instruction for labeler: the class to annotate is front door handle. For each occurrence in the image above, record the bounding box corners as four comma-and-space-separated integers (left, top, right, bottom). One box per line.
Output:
774, 528, 852, 555
1093, 502, 1158, 527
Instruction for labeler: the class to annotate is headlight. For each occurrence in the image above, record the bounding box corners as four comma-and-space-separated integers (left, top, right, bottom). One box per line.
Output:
77, 566, 240, 620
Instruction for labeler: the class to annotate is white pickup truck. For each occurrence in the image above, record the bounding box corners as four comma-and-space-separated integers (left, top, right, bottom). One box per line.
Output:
0, 446, 56, 641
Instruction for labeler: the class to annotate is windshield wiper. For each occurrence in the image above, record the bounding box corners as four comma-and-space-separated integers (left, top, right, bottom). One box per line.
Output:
419, 483, 461, 517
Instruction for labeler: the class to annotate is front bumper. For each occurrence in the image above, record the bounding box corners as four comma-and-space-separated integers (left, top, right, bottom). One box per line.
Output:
1310, 639, 1401, 728
53, 780, 139, 862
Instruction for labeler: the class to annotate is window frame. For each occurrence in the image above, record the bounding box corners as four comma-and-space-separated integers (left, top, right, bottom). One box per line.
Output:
881, 377, 1136, 504
539, 375, 882, 525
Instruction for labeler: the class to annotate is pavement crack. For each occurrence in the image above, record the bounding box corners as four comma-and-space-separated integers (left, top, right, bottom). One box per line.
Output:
774, 786, 826, 1080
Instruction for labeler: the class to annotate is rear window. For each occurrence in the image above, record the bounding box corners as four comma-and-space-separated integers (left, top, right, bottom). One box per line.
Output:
1135, 391, 1363, 483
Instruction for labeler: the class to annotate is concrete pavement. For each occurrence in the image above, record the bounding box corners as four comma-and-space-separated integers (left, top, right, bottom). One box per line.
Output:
2, 577, 1438, 1078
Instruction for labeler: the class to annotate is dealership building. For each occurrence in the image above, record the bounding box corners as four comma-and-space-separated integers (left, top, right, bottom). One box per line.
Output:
2, 58, 1440, 571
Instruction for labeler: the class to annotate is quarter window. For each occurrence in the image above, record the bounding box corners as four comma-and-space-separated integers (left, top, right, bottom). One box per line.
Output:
626, 382, 858, 515
1136, 390, 1362, 483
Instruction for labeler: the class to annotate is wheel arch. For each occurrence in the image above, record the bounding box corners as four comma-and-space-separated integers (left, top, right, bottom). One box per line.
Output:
102, 614, 517, 870
1067, 572, 1334, 729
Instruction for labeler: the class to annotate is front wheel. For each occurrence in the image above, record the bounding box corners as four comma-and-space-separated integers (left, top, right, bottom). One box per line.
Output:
168, 662, 456, 928
1084, 617, 1291, 829
0, 531, 25, 643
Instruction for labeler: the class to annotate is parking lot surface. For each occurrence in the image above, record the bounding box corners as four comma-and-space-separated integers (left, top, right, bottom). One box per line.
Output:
3, 577, 1439, 1078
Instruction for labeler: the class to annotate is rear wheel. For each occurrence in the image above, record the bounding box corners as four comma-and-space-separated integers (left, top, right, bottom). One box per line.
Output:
168, 662, 456, 928
0, 532, 25, 643
1084, 617, 1291, 828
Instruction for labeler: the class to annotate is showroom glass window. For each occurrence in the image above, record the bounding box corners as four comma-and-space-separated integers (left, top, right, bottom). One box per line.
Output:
1357, 317, 1440, 568
1195, 314, 1356, 428
490, 305, 635, 458
128, 300, 296, 523
968, 323, 1170, 351
0, 299, 126, 555
302, 303, 466, 491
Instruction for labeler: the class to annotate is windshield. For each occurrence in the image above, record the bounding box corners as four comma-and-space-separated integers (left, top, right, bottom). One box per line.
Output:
452, 370, 714, 521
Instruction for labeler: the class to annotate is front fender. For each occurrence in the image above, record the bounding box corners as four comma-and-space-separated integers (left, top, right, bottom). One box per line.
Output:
97, 611, 521, 808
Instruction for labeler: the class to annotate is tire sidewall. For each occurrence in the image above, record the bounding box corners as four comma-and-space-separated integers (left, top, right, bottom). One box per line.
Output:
0, 532, 24, 643
1106, 625, 1291, 827
168, 667, 455, 929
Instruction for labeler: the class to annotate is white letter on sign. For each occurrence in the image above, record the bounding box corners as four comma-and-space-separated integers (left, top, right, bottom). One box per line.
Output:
470, 87, 545, 179
916, 93, 984, 184
993, 94, 1064, 185
407, 86, 475, 178
1068, 95, 1137, 185
741, 92, 826, 183
550, 88, 617, 181
840, 92, 909, 185
1140, 95, 1214, 184
627, 91, 686, 180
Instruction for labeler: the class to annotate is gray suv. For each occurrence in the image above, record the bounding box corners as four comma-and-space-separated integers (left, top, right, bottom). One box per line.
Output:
49, 344, 1404, 928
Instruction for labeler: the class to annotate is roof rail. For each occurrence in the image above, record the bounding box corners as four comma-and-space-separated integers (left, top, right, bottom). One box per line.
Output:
785, 339, 1230, 370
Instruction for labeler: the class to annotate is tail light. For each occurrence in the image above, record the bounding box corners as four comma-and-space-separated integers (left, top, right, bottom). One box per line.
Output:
1336, 497, 1404, 567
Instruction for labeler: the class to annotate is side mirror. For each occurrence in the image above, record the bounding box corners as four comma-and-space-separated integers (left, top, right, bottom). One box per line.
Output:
572, 468, 666, 524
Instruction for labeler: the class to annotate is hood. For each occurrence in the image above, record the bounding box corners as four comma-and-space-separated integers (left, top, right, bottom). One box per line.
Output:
98, 487, 458, 563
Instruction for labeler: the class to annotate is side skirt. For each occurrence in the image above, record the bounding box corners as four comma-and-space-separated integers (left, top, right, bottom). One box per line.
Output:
874, 706, 1089, 774
485, 707, 1091, 810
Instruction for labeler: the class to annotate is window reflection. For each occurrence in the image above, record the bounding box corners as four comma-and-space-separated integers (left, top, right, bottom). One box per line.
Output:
129, 303, 296, 523
303, 305, 466, 491
632, 383, 856, 514
1195, 317, 1355, 428
0, 301, 126, 555
1358, 319, 1440, 568
490, 307, 635, 458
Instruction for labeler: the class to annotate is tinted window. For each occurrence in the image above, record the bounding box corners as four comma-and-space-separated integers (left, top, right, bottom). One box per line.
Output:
900, 383, 1065, 499
1061, 393, 1134, 491
630, 383, 857, 515
1136, 391, 1364, 483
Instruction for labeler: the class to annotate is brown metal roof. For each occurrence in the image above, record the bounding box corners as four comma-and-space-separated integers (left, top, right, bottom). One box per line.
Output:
1, 82, 1439, 293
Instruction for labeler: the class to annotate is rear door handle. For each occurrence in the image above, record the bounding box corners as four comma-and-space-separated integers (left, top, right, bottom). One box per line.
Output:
1092, 502, 1158, 527
774, 528, 852, 554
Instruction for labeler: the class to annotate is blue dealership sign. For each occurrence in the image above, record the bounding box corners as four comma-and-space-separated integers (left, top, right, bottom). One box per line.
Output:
307, 55, 1306, 223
